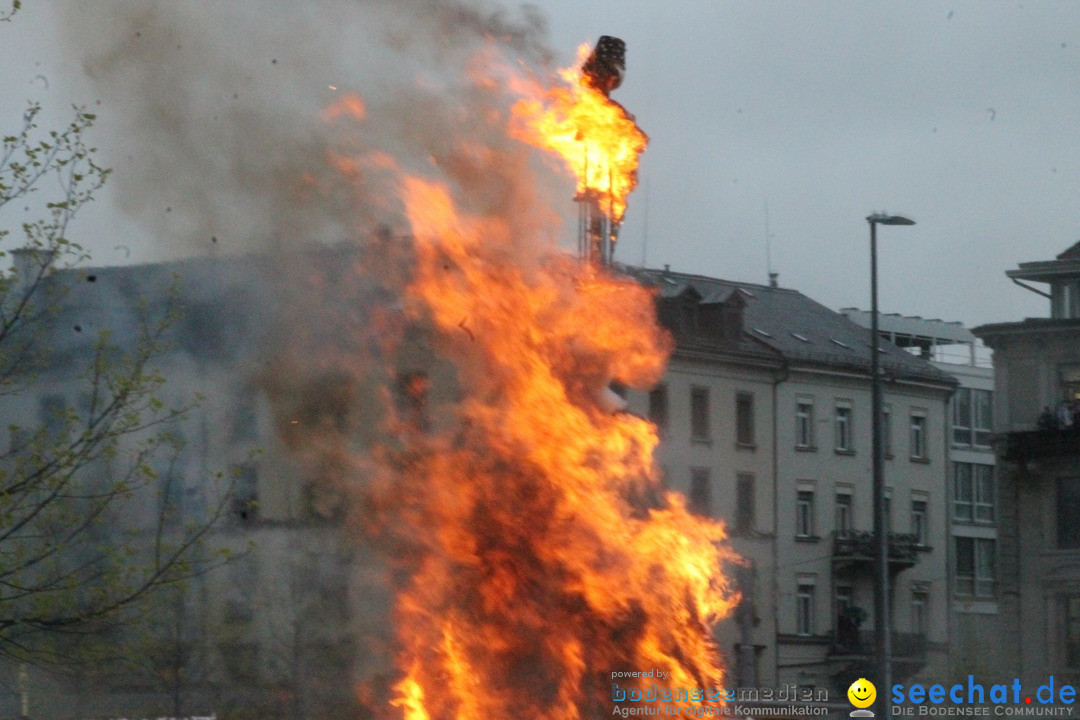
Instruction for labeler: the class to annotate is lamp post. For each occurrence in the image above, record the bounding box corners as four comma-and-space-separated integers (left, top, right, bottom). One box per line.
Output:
867, 212, 915, 716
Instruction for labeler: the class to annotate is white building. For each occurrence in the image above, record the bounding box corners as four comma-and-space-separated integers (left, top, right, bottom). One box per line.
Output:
623, 267, 956, 696
842, 309, 1003, 681
0, 253, 961, 716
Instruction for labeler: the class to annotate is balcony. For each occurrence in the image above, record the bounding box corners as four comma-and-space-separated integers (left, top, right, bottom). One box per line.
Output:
999, 428, 1080, 463
829, 630, 928, 686
832, 530, 922, 571
830, 629, 927, 660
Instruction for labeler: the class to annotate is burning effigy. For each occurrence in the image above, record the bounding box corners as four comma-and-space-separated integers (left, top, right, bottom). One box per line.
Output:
355, 37, 740, 719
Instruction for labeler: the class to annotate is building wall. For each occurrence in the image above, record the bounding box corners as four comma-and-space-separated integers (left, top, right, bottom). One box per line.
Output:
979, 324, 1080, 686
772, 369, 950, 690
629, 353, 953, 695
934, 361, 1016, 683
627, 354, 780, 687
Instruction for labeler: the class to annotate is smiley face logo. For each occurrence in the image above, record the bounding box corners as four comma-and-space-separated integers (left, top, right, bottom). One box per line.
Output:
848, 678, 876, 709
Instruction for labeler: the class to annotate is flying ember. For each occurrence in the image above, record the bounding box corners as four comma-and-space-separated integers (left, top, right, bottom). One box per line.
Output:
352, 37, 739, 719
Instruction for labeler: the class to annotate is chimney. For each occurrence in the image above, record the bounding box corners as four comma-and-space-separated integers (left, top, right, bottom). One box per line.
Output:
769, 272, 778, 288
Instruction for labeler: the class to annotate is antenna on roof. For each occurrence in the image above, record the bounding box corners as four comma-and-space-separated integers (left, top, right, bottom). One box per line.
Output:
764, 198, 777, 287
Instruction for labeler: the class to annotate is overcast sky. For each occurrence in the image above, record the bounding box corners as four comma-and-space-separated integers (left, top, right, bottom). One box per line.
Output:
3, 1, 1080, 329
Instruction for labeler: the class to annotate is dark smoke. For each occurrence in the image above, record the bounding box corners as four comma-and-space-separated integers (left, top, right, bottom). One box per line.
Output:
60, 0, 555, 258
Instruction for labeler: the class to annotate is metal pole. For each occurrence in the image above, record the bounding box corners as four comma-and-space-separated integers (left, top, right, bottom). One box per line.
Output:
870, 218, 892, 715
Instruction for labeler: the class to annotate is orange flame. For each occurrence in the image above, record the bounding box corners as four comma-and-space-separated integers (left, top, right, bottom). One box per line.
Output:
364, 175, 738, 718
509, 44, 648, 223
317, 41, 737, 720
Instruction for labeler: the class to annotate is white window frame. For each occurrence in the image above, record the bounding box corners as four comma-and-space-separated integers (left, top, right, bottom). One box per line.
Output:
955, 537, 995, 598
974, 464, 994, 523
912, 591, 928, 635
835, 403, 853, 452
954, 462, 993, 524
972, 389, 993, 447
952, 387, 993, 447
796, 584, 815, 636
835, 492, 852, 534
910, 411, 927, 460
796, 490, 815, 538
911, 498, 928, 546
796, 398, 814, 449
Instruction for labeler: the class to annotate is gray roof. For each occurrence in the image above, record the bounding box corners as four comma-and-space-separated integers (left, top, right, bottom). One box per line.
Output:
624, 266, 954, 385
839, 308, 977, 346
1006, 241, 1080, 282
27, 253, 284, 367
1059, 240, 1080, 260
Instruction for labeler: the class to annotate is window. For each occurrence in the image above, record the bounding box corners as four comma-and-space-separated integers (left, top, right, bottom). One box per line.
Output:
224, 558, 257, 623
796, 584, 815, 636
1054, 282, 1080, 320
912, 592, 928, 635
689, 467, 712, 516
1065, 597, 1080, 668
954, 463, 973, 522
1058, 478, 1080, 549
795, 399, 814, 448
954, 463, 994, 524
835, 584, 856, 646
1063, 366, 1080, 402
952, 388, 971, 445
736, 392, 755, 446
736, 473, 755, 532
796, 490, 815, 537
910, 413, 927, 459
231, 464, 259, 523
835, 404, 852, 452
952, 388, 993, 447
690, 387, 711, 443
973, 390, 993, 446
974, 465, 994, 522
955, 537, 995, 597
835, 493, 852, 534
911, 500, 928, 546
648, 384, 669, 435
835, 585, 854, 616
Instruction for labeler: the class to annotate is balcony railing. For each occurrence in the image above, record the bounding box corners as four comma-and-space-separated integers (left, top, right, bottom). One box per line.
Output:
999, 428, 1080, 463
832, 530, 922, 570
830, 630, 927, 660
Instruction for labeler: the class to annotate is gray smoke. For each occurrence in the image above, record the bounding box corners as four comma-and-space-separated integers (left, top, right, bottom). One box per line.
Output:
59, 0, 555, 258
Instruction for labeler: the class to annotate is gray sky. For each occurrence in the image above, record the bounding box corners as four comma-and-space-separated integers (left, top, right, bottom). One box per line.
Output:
3, 1, 1080, 328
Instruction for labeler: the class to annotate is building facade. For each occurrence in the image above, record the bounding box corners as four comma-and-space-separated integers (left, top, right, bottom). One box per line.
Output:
842, 309, 1006, 681
623, 267, 956, 696
1, 253, 964, 716
975, 241, 1080, 686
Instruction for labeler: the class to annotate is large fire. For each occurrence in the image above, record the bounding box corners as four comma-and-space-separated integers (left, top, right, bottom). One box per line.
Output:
343, 38, 738, 719
509, 43, 648, 224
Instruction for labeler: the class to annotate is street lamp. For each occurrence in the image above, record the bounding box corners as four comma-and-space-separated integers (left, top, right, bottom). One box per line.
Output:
867, 212, 914, 716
